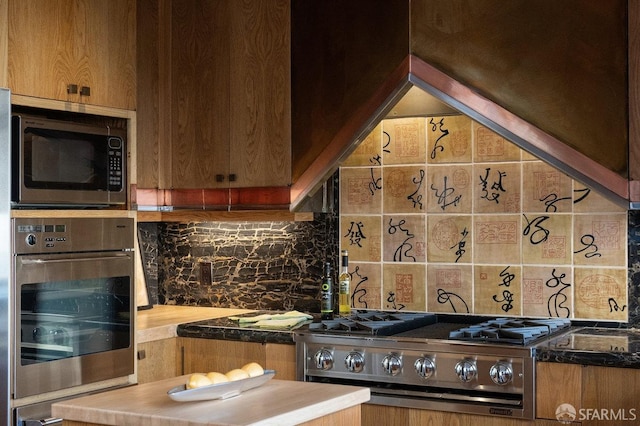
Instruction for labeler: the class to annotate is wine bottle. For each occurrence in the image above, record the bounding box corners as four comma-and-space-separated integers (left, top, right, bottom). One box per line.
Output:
320, 262, 334, 320
338, 250, 351, 316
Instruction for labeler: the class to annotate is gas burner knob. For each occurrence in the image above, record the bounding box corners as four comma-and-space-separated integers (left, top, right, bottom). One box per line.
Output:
313, 349, 334, 370
490, 361, 514, 385
345, 351, 365, 373
454, 359, 477, 383
382, 353, 402, 376
414, 357, 435, 379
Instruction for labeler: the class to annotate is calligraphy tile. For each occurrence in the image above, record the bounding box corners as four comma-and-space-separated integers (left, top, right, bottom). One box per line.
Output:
427, 264, 473, 314
473, 162, 521, 213
383, 166, 426, 213
340, 215, 381, 262
349, 262, 382, 310
572, 183, 627, 213
574, 267, 627, 321
342, 122, 384, 167
473, 122, 521, 162
340, 167, 382, 214
382, 117, 427, 165
522, 161, 573, 213
427, 215, 473, 263
573, 214, 626, 266
521, 213, 572, 265
521, 149, 539, 161
522, 266, 573, 318
473, 215, 521, 264
426, 115, 472, 164
382, 263, 426, 311
382, 215, 426, 262
473, 265, 522, 316
426, 164, 472, 213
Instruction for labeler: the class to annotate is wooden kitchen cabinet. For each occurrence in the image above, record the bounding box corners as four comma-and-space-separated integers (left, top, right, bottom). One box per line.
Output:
178, 337, 297, 381
536, 362, 582, 420
7, 0, 136, 110
536, 362, 640, 425
137, 337, 179, 384
136, 0, 290, 193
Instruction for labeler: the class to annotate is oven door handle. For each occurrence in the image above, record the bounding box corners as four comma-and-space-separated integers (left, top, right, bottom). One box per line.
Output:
21, 254, 131, 264
24, 418, 63, 426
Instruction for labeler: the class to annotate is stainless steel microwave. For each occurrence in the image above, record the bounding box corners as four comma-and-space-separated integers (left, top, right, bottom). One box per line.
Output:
11, 114, 127, 207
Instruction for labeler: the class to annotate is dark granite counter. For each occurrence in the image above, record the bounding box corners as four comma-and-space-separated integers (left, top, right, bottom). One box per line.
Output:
177, 313, 640, 370
176, 311, 311, 345
536, 327, 640, 368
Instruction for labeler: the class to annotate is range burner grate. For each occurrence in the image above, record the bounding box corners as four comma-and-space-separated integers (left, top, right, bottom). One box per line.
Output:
448, 318, 572, 345
308, 311, 437, 336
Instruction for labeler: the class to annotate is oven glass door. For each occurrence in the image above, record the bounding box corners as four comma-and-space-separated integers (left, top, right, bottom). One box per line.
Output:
13, 251, 134, 399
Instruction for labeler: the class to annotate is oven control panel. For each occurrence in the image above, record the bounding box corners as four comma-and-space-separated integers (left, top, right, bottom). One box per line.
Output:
301, 342, 530, 394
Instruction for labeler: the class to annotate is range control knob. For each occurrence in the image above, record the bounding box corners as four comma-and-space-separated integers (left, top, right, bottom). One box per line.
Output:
414, 357, 435, 379
345, 351, 365, 373
313, 349, 334, 370
26, 234, 36, 246
382, 353, 402, 376
454, 359, 477, 383
490, 361, 514, 385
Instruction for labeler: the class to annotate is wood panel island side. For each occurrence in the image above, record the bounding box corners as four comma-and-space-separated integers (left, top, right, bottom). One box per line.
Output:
51, 375, 370, 426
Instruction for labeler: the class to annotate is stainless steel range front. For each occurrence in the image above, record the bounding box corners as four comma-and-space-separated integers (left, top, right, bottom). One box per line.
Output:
294, 311, 571, 420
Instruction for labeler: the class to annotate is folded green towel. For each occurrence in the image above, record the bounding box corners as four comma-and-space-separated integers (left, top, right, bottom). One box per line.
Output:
253, 317, 309, 329
228, 310, 312, 324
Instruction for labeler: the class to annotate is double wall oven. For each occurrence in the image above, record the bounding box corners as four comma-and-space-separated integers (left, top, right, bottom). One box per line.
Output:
11, 217, 135, 425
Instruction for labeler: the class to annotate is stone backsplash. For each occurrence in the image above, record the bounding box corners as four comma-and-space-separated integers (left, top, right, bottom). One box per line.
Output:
138, 212, 338, 312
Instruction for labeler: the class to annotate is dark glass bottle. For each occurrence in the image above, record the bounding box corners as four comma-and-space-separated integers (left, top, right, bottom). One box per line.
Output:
320, 262, 334, 320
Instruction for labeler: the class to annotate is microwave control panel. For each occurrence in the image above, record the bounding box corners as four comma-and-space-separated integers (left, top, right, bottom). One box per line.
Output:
108, 137, 124, 191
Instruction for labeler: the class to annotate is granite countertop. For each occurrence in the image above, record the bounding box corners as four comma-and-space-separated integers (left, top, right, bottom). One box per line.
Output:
536, 326, 640, 368
52, 375, 370, 426
140, 307, 640, 369
176, 311, 314, 345
137, 305, 255, 343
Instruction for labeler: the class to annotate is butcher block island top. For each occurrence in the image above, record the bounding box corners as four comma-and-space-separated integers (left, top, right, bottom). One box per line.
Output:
52, 375, 370, 426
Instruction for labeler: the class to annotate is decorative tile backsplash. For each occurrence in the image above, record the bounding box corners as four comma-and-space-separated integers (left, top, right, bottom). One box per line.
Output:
339, 115, 628, 321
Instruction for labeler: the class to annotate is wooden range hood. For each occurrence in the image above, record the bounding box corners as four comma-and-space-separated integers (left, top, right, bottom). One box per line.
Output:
290, 0, 639, 210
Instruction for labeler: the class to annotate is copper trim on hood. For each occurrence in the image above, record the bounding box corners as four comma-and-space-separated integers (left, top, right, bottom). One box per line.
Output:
408, 56, 630, 208
290, 0, 633, 211
290, 57, 413, 207
290, 55, 630, 209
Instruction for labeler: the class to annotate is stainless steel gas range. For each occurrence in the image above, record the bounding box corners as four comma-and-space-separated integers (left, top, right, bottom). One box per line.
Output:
294, 311, 571, 420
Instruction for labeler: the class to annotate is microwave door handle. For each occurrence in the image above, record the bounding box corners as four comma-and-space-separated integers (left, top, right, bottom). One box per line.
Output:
21, 254, 131, 264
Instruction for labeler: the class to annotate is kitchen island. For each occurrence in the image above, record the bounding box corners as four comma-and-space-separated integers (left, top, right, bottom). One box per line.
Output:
52, 375, 370, 426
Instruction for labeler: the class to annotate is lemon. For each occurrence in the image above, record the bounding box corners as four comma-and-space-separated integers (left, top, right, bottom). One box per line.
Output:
225, 368, 250, 381
241, 362, 265, 377
186, 373, 213, 389
206, 371, 229, 384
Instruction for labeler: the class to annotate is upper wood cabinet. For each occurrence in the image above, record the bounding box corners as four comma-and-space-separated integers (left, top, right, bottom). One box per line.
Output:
7, 0, 136, 110
136, 0, 291, 192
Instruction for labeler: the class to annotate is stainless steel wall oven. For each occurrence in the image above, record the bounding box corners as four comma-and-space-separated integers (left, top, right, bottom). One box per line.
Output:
11, 217, 135, 424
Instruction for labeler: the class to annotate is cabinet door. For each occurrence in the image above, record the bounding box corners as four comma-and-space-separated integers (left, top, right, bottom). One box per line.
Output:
265, 343, 296, 381
137, 338, 178, 384
581, 366, 640, 426
228, 0, 291, 188
168, 0, 230, 189
7, 0, 136, 110
179, 338, 296, 380
536, 362, 582, 420
180, 338, 265, 374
